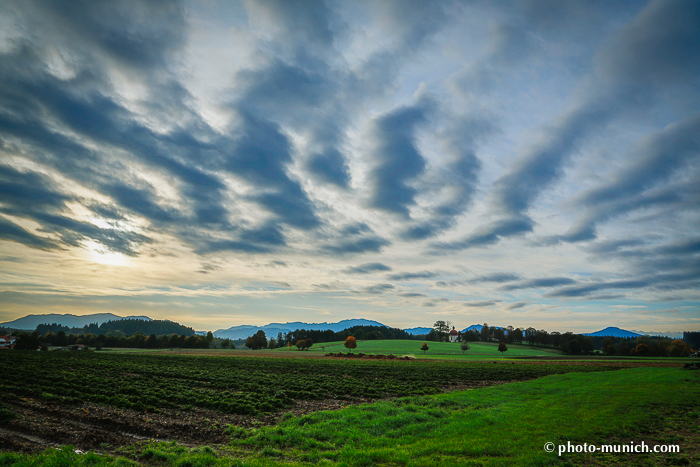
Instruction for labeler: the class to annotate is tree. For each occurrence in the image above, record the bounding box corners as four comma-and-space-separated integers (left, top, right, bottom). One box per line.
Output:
14, 333, 41, 350
635, 343, 648, 356
304, 338, 313, 351
498, 342, 508, 355
601, 337, 614, 354
296, 339, 307, 351
344, 336, 357, 353
567, 339, 581, 355
245, 330, 267, 350
426, 329, 438, 342
511, 328, 523, 344
460, 341, 470, 354
480, 324, 490, 342
145, 334, 158, 349
525, 327, 538, 346
55, 330, 68, 347
267, 337, 277, 349
433, 321, 451, 341
421, 342, 429, 353
667, 340, 691, 357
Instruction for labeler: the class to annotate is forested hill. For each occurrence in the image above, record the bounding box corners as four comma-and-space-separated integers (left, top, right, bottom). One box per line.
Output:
35, 319, 196, 337
98, 319, 196, 336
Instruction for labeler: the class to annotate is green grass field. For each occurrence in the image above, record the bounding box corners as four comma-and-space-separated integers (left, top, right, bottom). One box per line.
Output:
222, 367, 699, 466
272, 339, 564, 359
2, 365, 697, 466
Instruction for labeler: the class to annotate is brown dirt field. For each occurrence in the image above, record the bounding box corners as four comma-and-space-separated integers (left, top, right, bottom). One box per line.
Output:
0, 380, 508, 455
148, 349, 688, 368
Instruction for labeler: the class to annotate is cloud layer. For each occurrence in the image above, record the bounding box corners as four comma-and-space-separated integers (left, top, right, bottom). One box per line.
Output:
0, 0, 698, 332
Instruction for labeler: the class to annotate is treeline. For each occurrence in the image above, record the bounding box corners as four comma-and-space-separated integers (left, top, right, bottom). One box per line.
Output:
456, 325, 597, 355
424, 323, 696, 357
14, 329, 236, 351
684, 331, 700, 349
597, 335, 694, 357
271, 324, 413, 348
35, 319, 196, 337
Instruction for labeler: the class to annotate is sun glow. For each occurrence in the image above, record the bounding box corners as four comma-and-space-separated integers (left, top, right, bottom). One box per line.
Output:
83, 240, 130, 267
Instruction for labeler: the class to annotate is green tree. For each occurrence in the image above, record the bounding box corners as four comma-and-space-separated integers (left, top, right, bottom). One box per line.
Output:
245, 330, 267, 350
55, 330, 68, 347
511, 328, 523, 344
344, 336, 357, 353
145, 334, 158, 349
567, 339, 581, 355
168, 334, 180, 348
480, 324, 490, 342
426, 329, 437, 341
601, 337, 614, 354
525, 327, 537, 346
498, 342, 508, 355
433, 321, 451, 341
421, 342, 429, 353
667, 340, 691, 357
14, 333, 41, 350
267, 337, 277, 349
460, 341, 470, 354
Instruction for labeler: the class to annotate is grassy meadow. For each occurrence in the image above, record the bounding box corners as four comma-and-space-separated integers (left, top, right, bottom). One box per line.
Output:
272, 339, 564, 359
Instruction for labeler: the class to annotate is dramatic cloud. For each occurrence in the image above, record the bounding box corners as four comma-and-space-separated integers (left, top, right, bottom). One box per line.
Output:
500, 277, 577, 291
387, 271, 439, 281
0, 0, 697, 333
463, 300, 500, 308
344, 263, 392, 274
358, 283, 395, 295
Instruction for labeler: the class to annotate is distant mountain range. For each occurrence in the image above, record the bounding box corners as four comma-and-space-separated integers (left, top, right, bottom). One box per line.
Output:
461, 324, 506, 332
582, 327, 642, 338
0, 313, 151, 330
404, 327, 433, 335
631, 330, 684, 339
214, 318, 387, 340
1, 313, 689, 339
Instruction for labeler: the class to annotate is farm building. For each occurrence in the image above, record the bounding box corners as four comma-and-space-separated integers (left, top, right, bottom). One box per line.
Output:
0, 335, 16, 350
449, 327, 459, 343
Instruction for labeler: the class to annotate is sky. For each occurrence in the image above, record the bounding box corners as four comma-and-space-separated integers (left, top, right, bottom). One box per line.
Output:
0, 0, 698, 333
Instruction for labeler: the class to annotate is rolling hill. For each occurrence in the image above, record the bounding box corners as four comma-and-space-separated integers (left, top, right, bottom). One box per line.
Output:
0, 313, 151, 330
582, 327, 642, 338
